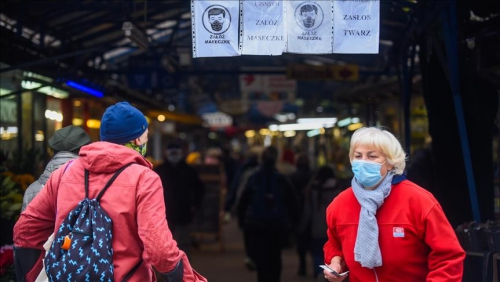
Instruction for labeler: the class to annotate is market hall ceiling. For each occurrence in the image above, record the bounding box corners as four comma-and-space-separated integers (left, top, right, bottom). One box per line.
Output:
0, 1, 499, 109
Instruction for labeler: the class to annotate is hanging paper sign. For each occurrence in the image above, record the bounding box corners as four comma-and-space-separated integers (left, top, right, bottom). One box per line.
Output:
191, 0, 241, 58
333, 0, 380, 54
241, 0, 286, 55
286, 1, 333, 54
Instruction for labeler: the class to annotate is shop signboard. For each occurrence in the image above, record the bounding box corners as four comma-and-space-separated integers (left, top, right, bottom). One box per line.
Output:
219, 100, 249, 116
191, 0, 241, 57
240, 74, 297, 102
202, 111, 233, 128
241, 0, 286, 55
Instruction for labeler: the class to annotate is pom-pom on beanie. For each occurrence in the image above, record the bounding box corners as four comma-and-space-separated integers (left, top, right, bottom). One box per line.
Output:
100, 102, 148, 144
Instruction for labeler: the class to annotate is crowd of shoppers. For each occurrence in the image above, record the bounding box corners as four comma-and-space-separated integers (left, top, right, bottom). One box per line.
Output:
13, 100, 465, 282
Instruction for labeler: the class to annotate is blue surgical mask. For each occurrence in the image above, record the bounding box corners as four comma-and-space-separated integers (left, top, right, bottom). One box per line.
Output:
351, 160, 385, 188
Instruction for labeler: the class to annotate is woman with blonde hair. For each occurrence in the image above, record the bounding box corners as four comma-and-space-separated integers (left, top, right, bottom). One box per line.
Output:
323, 127, 465, 281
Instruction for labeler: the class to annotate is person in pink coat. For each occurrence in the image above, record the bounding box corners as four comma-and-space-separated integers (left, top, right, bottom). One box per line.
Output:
14, 102, 207, 282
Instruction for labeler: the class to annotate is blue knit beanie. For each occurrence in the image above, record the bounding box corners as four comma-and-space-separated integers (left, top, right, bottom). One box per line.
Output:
100, 102, 148, 144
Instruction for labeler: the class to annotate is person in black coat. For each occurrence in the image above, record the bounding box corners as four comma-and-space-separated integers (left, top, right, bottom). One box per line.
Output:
154, 142, 205, 255
223, 146, 262, 271
237, 146, 300, 282
288, 154, 313, 276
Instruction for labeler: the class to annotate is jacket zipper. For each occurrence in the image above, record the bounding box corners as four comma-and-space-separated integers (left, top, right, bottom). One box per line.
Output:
72, 230, 92, 236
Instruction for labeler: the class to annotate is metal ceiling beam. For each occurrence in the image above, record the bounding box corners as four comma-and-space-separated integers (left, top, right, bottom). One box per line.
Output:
70, 6, 186, 47
6, 1, 156, 13
0, 46, 103, 73
47, 11, 90, 27
0, 1, 180, 52
51, 11, 110, 32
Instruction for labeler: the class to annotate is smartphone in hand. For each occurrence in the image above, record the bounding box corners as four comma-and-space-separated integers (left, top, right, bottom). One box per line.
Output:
319, 265, 349, 277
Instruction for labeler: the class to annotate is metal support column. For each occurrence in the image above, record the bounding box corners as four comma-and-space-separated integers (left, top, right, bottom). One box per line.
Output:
441, 1, 481, 222
16, 90, 23, 158
401, 54, 410, 154
401, 45, 417, 156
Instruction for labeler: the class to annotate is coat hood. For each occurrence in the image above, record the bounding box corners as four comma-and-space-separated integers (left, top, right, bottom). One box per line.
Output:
79, 141, 152, 173
39, 151, 79, 185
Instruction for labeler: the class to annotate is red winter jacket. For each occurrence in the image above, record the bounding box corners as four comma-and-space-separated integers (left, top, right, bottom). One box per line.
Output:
324, 177, 465, 282
14, 142, 207, 282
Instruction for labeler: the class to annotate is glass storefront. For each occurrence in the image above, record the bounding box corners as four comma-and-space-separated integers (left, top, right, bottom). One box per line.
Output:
0, 95, 18, 158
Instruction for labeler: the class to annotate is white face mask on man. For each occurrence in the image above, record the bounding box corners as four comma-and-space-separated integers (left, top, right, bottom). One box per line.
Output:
167, 149, 183, 164
167, 154, 183, 164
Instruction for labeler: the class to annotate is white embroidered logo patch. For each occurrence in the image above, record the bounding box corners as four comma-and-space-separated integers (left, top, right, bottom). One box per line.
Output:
393, 227, 405, 238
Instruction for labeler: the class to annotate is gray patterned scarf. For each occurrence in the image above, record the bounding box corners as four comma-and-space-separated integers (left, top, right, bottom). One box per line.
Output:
351, 171, 395, 269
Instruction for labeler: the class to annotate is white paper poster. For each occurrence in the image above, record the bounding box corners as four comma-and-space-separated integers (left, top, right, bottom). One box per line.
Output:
191, 0, 241, 58
286, 1, 333, 54
241, 0, 286, 55
333, 0, 380, 54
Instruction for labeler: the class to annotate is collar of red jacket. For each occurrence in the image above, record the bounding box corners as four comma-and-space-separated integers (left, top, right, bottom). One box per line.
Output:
392, 174, 407, 185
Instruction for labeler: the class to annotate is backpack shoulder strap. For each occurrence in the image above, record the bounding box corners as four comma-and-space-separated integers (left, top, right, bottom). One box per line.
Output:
96, 162, 135, 202
83, 163, 135, 202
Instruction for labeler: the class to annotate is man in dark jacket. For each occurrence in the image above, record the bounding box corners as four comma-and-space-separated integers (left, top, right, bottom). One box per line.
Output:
237, 146, 300, 282
154, 142, 205, 255
223, 147, 260, 214
288, 154, 313, 276
223, 146, 261, 271
22, 125, 91, 212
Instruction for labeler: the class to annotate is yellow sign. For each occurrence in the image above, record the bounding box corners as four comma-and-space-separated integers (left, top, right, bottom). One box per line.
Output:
332, 65, 359, 81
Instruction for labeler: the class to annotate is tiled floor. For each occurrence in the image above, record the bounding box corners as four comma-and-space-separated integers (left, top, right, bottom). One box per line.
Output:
188, 220, 321, 282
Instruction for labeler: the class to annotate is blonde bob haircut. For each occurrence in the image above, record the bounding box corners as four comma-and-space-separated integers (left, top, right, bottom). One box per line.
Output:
349, 127, 407, 175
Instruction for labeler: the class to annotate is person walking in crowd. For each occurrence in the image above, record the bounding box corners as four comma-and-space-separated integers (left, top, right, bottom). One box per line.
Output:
323, 127, 465, 281
237, 146, 300, 282
303, 165, 342, 279
288, 154, 313, 277
219, 144, 239, 191
21, 125, 91, 212
14, 102, 207, 282
277, 145, 296, 176
223, 146, 261, 270
154, 141, 205, 256
223, 146, 261, 214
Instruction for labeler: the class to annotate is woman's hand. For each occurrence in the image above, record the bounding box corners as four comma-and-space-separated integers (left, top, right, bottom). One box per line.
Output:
324, 257, 348, 282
